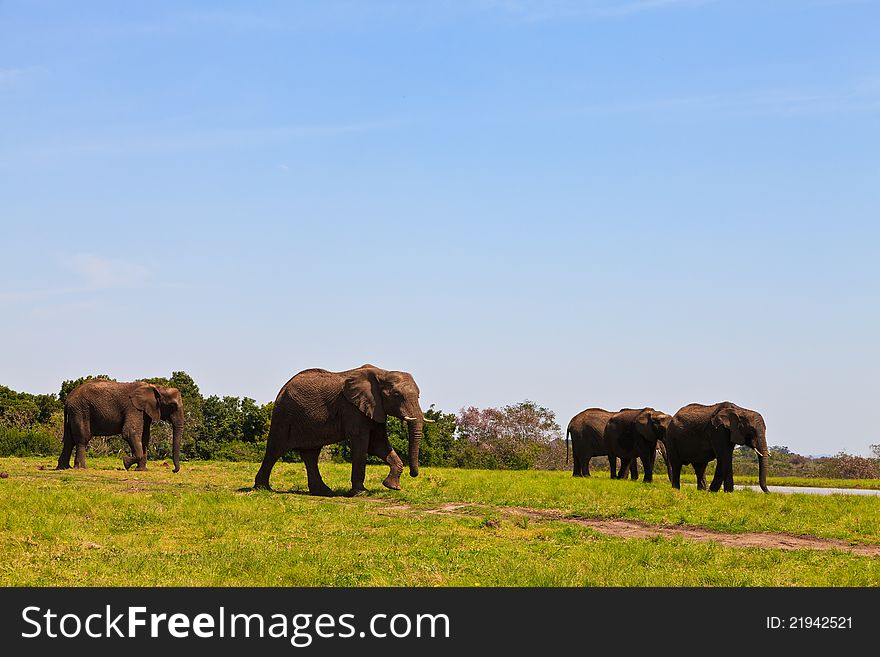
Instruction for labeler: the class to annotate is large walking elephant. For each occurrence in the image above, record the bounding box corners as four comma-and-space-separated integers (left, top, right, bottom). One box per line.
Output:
253, 364, 426, 496
665, 402, 769, 493
565, 408, 637, 479
603, 408, 672, 483
57, 380, 183, 472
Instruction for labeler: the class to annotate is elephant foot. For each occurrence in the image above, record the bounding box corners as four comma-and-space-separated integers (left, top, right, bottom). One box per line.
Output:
55, 463, 71, 471
381, 475, 401, 491
122, 456, 136, 470
309, 484, 334, 497
253, 480, 272, 491
346, 486, 369, 497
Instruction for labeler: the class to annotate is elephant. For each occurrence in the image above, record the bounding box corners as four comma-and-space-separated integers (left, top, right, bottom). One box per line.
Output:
56, 380, 183, 472
253, 364, 427, 496
603, 408, 672, 483
565, 408, 637, 479
665, 401, 769, 493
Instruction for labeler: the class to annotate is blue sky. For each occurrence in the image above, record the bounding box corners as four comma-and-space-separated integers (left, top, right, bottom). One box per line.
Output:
1, 0, 878, 455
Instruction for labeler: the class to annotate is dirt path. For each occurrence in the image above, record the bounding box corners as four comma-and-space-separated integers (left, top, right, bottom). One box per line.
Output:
373, 501, 880, 557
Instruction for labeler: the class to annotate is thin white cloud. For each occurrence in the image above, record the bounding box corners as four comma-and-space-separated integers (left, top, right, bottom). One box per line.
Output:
36, 0, 719, 41
31, 299, 101, 320
0, 287, 92, 303
558, 82, 880, 118
64, 254, 149, 290
601, 0, 716, 16
0, 68, 26, 85
0, 255, 188, 305
11, 118, 402, 163
479, 0, 716, 21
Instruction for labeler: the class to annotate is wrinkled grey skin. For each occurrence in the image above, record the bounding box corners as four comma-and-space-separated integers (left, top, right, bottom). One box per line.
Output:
603, 408, 672, 483
665, 401, 769, 493
57, 380, 183, 472
566, 408, 637, 479
254, 364, 425, 496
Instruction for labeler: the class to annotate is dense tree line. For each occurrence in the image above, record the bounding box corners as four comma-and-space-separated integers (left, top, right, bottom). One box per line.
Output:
1, 376, 878, 477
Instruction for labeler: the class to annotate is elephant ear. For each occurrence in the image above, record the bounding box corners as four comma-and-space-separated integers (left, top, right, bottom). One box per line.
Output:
130, 385, 161, 422
614, 414, 638, 451
711, 407, 738, 432
634, 409, 662, 440
635, 409, 652, 428
343, 369, 386, 423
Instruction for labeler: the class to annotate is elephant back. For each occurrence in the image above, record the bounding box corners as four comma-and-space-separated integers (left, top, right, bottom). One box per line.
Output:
605, 409, 640, 450
275, 368, 346, 425
568, 408, 613, 454
667, 402, 727, 462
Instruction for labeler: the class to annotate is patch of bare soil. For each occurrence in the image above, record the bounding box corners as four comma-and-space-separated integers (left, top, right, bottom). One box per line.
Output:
360, 500, 880, 557
503, 507, 880, 557
426, 503, 471, 514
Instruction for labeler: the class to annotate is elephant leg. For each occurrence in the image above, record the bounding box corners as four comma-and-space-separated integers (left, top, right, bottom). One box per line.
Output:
368, 430, 403, 491
582, 456, 591, 477
301, 448, 333, 496
608, 454, 618, 479
122, 423, 146, 471
616, 457, 633, 479
74, 442, 88, 469
139, 423, 151, 470
70, 414, 89, 469
693, 462, 708, 490
254, 439, 285, 490
56, 425, 74, 470
641, 448, 654, 483
669, 454, 682, 489
348, 431, 369, 496
709, 459, 724, 492
629, 457, 639, 481
572, 452, 582, 477
722, 446, 735, 492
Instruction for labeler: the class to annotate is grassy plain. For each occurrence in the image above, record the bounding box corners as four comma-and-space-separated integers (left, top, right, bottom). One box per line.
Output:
1, 457, 878, 586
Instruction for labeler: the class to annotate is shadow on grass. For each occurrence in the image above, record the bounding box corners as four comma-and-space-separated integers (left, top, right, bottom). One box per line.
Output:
235, 486, 357, 497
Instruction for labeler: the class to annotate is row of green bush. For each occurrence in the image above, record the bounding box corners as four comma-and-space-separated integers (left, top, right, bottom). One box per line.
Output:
0, 426, 57, 457
3, 375, 879, 477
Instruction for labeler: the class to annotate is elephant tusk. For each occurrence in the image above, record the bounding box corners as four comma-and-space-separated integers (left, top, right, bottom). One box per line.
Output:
403, 416, 417, 422
404, 415, 434, 423
753, 448, 768, 457
423, 419, 436, 423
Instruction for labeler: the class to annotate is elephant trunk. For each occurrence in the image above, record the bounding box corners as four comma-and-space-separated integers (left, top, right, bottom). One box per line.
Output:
659, 441, 672, 481
757, 436, 769, 493
172, 423, 183, 473
406, 417, 422, 477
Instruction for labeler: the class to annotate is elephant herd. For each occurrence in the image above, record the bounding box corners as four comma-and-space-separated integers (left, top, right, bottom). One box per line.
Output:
567, 403, 770, 493
55, 363, 769, 495
56, 364, 426, 496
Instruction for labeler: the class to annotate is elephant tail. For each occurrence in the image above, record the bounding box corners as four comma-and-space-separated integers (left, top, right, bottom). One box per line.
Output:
565, 426, 571, 464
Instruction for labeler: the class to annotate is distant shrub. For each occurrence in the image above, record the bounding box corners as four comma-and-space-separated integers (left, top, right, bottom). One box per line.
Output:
208, 440, 267, 462
0, 426, 57, 456
818, 453, 880, 479
455, 401, 562, 470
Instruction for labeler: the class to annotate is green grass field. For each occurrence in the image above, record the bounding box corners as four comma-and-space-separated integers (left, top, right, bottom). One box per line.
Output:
2, 456, 879, 586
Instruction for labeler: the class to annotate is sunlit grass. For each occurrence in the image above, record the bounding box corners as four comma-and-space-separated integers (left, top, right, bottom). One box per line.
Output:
1, 457, 878, 586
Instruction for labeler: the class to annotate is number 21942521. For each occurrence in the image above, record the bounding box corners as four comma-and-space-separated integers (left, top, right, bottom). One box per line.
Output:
766, 617, 852, 629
